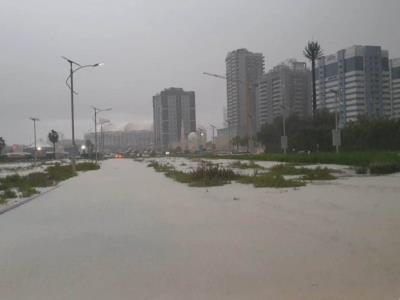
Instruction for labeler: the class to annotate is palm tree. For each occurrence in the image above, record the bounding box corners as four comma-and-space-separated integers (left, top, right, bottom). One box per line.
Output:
48, 130, 59, 159
0, 137, 5, 155
304, 41, 323, 115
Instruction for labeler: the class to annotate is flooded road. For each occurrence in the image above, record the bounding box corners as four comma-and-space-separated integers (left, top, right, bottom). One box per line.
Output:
1, 159, 399, 299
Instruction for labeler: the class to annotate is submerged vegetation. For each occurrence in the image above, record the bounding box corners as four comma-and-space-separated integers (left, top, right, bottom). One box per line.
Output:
147, 159, 337, 188
229, 160, 264, 170
205, 152, 400, 175
0, 162, 100, 205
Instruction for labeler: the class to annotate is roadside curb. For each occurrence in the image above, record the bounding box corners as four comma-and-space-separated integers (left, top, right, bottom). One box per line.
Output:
0, 185, 61, 216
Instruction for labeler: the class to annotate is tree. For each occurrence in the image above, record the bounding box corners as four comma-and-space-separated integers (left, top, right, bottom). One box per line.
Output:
48, 130, 59, 159
0, 137, 5, 155
304, 41, 323, 115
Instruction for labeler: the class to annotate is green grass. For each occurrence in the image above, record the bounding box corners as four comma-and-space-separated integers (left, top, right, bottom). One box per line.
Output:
229, 160, 264, 170
206, 152, 400, 166
201, 151, 400, 175
301, 167, 336, 180
148, 160, 238, 187
0, 162, 101, 204
75, 162, 100, 171
18, 186, 39, 198
269, 164, 336, 180
369, 162, 400, 175
237, 173, 305, 188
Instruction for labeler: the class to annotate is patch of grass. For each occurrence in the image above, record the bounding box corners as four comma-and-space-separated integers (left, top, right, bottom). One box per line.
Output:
46, 164, 76, 182
0, 197, 7, 205
19, 186, 39, 198
147, 161, 174, 172
3, 189, 17, 199
302, 167, 336, 180
0, 162, 100, 205
238, 173, 305, 188
269, 164, 336, 180
369, 162, 400, 175
76, 162, 100, 171
149, 160, 237, 187
269, 164, 306, 175
355, 166, 368, 174
230, 160, 264, 169
204, 152, 400, 169
186, 162, 237, 187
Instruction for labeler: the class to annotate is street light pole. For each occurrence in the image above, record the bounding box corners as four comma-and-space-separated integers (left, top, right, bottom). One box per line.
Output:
281, 104, 287, 154
62, 56, 103, 172
92, 106, 111, 163
330, 89, 340, 153
30, 117, 39, 162
210, 124, 216, 151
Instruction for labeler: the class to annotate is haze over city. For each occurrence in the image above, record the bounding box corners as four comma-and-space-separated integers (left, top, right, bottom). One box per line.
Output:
1, 0, 400, 145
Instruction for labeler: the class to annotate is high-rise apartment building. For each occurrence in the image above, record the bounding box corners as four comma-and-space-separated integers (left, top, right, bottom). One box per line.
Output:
153, 87, 196, 150
390, 58, 400, 119
256, 59, 311, 129
226, 48, 264, 138
316, 45, 391, 125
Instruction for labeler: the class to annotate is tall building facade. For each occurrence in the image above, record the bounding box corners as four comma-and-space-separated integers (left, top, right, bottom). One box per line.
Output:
153, 87, 196, 150
226, 48, 264, 138
316, 45, 391, 125
256, 59, 311, 129
390, 58, 400, 119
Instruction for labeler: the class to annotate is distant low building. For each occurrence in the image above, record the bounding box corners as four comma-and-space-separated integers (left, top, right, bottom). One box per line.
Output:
84, 130, 153, 152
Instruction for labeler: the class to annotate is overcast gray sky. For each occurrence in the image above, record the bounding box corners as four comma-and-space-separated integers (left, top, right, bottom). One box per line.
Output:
1, 0, 399, 145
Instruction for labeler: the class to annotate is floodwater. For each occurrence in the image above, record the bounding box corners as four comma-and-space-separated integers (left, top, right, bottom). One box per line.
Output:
0, 159, 399, 299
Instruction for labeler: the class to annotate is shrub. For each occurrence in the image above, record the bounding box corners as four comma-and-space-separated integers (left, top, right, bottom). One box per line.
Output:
3, 189, 17, 199
238, 173, 305, 188
19, 186, 39, 198
369, 163, 400, 175
76, 162, 100, 171
355, 166, 368, 174
46, 164, 76, 182
302, 167, 336, 180
230, 160, 264, 169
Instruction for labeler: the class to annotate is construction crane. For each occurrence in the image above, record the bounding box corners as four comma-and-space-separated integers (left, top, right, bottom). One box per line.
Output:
203, 72, 256, 153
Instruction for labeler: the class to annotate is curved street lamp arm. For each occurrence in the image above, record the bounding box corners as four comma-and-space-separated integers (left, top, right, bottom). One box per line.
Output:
65, 64, 102, 95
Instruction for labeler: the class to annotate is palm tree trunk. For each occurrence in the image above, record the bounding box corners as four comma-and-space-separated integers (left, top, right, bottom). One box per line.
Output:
312, 59, 317, 115
53, 143, 56, 159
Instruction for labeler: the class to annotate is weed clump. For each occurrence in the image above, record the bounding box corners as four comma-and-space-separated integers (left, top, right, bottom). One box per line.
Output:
230, 161, 264, 170
238, 172, 305, 188
369, 162, 400, 175
76, 162, 100, 171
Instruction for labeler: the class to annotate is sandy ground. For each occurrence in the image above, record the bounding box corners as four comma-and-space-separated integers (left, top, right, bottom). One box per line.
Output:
0, 159, 399, 300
